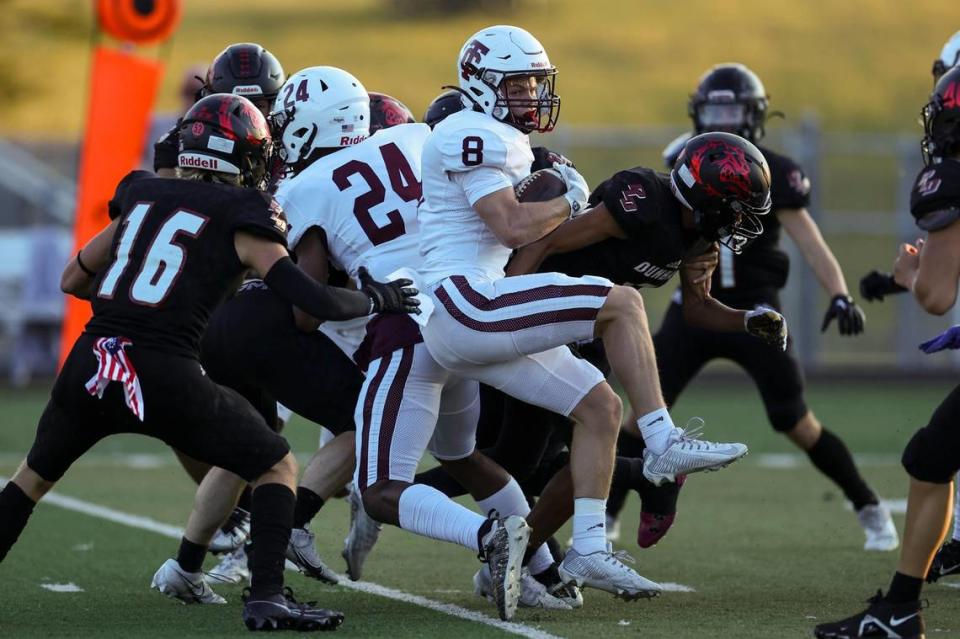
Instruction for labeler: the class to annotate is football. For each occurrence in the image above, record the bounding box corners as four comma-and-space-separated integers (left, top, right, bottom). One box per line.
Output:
514, 168, 567, 202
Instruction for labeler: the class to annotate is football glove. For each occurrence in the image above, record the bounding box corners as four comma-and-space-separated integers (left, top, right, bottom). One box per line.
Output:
553, 162, 589, 218
820, 294, 865, 336
859, 270, 908, 302
745, 307, 788, 351
919, 325, 960, 354
359, 266, 421, 315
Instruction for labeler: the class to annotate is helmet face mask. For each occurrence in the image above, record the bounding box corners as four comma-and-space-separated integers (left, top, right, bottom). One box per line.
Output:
670, 132, 773, 254
921, 66, 960, 166
689, 64, 769, 142
458, 25, 561, 134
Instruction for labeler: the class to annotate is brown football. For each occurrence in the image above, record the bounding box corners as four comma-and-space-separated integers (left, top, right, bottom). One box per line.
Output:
514, 168, 567, 202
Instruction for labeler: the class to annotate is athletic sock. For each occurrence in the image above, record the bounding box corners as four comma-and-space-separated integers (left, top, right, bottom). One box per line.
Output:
477, 478, 551, 573
608, 456, 645, 518
292, 486, 326, 529
248, 483, 296, 600
637, 408, 675, 455
175, 537, 207, 574
237, 485, 253, 512
398, 484, 485, 551
805, 428, 878, 510
886, 571, 923, 604
0, 482, 36, 563
571, 497, 607, 555
953, 472, 960, 542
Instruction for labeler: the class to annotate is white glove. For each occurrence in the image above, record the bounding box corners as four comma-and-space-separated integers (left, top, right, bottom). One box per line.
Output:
553, 162, 589, 218
744, 306, 788, 351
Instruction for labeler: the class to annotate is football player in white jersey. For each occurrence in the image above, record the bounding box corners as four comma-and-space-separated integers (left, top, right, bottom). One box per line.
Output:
414, 25, 748, 598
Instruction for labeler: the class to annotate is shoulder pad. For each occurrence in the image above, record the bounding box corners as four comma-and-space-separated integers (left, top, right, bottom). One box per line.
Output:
911, 160, 960, 231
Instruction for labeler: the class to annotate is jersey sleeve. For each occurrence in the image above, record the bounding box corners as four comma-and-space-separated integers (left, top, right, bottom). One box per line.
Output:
910, 163, 960, 231
768, 152, 811, 210
595, 169, 662, 239
108, 170, 155, 220
451, 167, 512, 205
436, 126, 510, 174
152, 120, 181, 172
229, 191, 289, 246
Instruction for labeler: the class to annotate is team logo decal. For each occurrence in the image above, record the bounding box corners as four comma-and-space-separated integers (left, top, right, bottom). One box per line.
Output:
460, 39, 490, 80
917, 169, 942, 197
619, 183, 647, 212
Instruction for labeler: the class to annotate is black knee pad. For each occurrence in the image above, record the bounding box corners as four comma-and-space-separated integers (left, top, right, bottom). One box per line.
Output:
902, 425, 960, 484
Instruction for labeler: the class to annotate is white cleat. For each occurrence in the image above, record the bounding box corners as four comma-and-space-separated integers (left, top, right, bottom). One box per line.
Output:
858, 503, 899, 552
286, 526, 341, 584
342, 485, 382, 581
206, 546, 250, 585
474, 565, 571, 610
208, 508, 250, 554
151, 558, 226, 605
643, 425, 747, 486
558, 544, 661, 601
479, 513, 530, 621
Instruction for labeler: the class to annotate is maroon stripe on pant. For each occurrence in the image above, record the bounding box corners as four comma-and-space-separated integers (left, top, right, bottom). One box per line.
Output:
435, 285, 601, 333
376, 346, 414, 484
449, 275, 609, 311
358, 351, 393, 492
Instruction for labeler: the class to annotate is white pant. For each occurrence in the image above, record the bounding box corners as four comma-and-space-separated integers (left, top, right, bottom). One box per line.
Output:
422, 272, 610, 417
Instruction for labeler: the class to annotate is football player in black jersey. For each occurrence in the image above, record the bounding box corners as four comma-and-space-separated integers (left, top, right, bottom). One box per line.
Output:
0, 93, 418, 632
814, 64, 960, 639
602, 63, 894, 552
153, 43, 286, 177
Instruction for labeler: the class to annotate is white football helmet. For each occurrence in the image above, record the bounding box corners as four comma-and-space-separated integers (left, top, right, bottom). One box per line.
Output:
456, 25, 560, 133
271, 66, 370, 169
934, 30, 960, 81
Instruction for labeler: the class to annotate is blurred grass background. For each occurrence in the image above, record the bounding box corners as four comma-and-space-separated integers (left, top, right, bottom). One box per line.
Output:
0, 0, 953, 138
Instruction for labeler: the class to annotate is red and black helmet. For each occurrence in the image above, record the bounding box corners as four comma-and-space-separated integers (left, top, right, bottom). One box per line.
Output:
922, 66, 960, 166
689, 63, 770, 143
178, 93, 273, 190
670, 132, 772, 252
368, 92, 416, 135
423, 89, 466, 128
201, 43, 285, 112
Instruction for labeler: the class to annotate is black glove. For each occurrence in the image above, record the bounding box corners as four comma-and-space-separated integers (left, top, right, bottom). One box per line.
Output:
859, 270, 908, 302
745, 307, 788, 351
359, 266, 421, 315
821, 294, 865, 335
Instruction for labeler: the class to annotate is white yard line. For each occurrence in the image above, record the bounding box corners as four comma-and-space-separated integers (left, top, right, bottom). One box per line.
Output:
0, 476, 562, 639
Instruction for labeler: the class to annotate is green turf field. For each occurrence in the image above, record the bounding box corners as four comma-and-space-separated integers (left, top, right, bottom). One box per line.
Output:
1, 379, 958, 638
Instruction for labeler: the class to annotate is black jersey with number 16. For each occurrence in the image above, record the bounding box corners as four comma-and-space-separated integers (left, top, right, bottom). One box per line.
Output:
86, 171, 288, 358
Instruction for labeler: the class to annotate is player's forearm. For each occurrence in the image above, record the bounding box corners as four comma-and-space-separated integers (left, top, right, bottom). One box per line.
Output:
264, 257, 372, 321
801, 240, 848, 296
504, 198, 570, 248
682, 296, 747, 332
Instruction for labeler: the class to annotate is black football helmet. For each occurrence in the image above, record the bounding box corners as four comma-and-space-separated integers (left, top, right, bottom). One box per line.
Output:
178, 94, 273, 190
423, 89, 466, 128
922, 66, 960, 166
670, 132, 772, 252
689, 63, 770, 142
369, 92, 416, 135
201, 43, 285, 113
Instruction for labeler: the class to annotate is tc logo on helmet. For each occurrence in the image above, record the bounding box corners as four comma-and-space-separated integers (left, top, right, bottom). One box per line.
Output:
460, 39, 490, 80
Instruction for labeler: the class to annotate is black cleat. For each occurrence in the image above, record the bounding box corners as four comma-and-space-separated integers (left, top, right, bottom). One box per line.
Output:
242, 587, 344, 632
813, 590, 924, 639
926, 538, 960, 583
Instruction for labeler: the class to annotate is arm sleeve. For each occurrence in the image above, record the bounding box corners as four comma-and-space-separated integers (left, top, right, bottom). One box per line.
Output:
263, 256, 371, 321
451, 167, 513, 205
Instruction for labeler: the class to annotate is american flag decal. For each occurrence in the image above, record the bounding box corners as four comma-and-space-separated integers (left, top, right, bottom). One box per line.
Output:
84, 337, 145, 422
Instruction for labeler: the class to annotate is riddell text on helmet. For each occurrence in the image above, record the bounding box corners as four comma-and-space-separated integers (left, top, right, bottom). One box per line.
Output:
179, 153, 240, 174
340, 134, 367, 146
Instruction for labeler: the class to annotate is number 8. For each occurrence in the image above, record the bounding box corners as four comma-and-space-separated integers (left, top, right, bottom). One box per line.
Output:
461, 136, 484, 166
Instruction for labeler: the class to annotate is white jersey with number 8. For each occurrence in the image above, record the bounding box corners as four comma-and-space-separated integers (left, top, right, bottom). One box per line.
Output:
418, 110, 534, 286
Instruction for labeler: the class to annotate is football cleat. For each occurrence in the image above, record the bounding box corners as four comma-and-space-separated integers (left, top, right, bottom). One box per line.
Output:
474, 564, 571, 610
858, 504, 899, 552
207, 545, 250, 585
813, 590, 924, 638
151, 558, 226, 605
210, 507, 251, 554
478, 513, 530, 621
637, 475, 685, 548
342, 485, 382, 581
927, 538, 960, 582
532, 563, 584, 609
242, 586, 344, 632
286, 526, 341, 584
642, 425, 747, 486
558, 544, 661, 601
